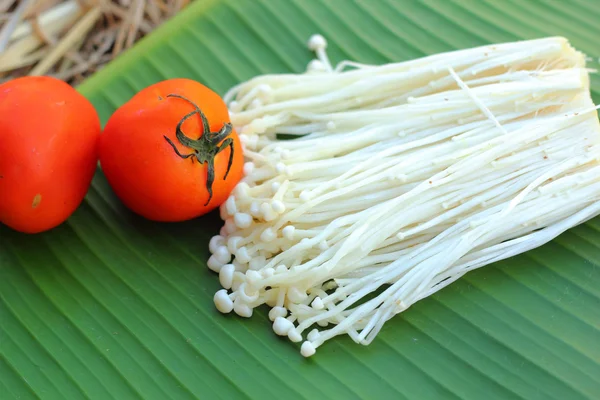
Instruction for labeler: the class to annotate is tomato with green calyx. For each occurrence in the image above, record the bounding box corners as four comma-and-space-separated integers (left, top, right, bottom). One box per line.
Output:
98, 78, 244, 222
0, 76, 101, 234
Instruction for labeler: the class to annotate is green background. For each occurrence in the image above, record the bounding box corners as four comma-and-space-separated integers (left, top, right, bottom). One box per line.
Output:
1, 0, 599, 399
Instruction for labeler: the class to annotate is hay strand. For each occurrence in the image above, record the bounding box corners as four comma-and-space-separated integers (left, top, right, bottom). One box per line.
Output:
0, 0, 192, 85
30, 6, 101, 76
0, 0, 33, 52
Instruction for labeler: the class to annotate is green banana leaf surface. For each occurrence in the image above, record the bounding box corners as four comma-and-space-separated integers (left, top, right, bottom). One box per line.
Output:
2, 0, 600, 399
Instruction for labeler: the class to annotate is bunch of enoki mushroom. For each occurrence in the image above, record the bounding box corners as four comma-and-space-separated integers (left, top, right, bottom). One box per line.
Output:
0, 0, 190, 85
209, 35, 600, 357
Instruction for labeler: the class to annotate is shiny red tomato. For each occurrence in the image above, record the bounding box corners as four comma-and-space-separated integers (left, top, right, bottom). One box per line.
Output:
98, 78, 244, 222
0, 76, 101, 234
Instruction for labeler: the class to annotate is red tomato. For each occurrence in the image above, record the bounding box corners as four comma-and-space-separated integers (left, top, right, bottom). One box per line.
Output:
98, 78, 244, 222
0, 76, 101, 234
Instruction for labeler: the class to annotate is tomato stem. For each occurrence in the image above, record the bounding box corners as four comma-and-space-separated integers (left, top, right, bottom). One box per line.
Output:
163, 94, 234, 206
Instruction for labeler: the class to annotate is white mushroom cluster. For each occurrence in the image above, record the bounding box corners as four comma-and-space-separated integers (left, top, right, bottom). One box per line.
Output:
209, 35, 600, 357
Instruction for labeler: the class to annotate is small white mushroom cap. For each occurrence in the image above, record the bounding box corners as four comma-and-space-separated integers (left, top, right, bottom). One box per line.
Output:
214, 290, 233, 314
301, 341, 316, 357
307, 34, 327, 51
273, 317, 294, 336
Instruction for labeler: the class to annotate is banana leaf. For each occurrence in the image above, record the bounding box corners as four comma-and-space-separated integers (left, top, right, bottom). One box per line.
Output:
1, 0, 599, 399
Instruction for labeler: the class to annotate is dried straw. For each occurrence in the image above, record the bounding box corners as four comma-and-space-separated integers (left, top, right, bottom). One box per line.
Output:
0, 0, 192, 86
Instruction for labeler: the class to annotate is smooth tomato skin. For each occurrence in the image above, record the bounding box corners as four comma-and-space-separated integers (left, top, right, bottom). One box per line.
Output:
0, 76, 101, 234
98, 78, 244, 222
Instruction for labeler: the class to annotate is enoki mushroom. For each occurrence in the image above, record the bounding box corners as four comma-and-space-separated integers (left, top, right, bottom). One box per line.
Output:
208, 35, 600, 357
